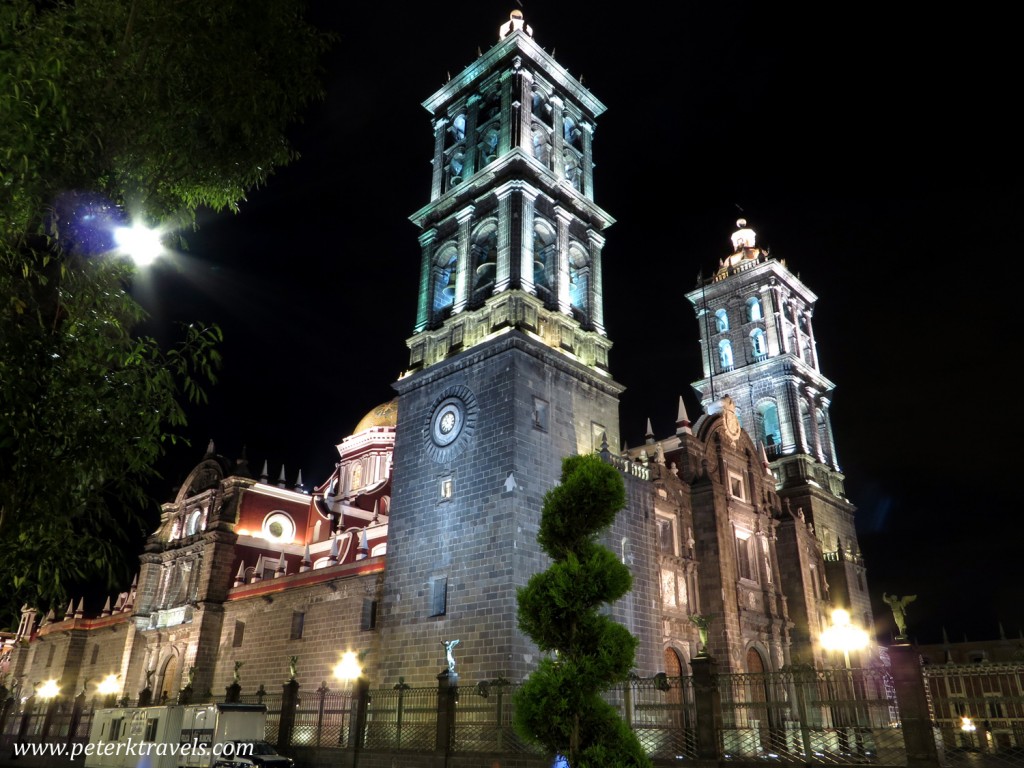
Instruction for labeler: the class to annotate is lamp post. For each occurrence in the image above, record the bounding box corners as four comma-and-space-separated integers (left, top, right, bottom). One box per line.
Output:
960, 716, 977, 749
37, 679, 61, 742
97, 675, 120, 708
820, 609, 870, 756
334, 651, 368, 768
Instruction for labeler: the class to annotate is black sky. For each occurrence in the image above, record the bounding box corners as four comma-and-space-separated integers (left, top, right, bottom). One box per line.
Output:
136, 2, 1018, 645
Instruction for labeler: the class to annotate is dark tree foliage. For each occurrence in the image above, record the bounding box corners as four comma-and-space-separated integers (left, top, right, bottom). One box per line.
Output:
0, 0, 333, 629
514, 454, 653, 768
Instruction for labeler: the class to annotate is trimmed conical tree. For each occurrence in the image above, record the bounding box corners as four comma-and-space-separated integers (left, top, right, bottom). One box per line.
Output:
513, 453, 652, 768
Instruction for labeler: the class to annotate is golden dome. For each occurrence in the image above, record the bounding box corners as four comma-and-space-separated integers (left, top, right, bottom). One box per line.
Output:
352, 399, 399, 434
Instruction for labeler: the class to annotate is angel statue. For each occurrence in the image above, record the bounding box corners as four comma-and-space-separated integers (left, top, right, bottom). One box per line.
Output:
883, 593, 917, 640
690, 614, 710, 654
442, 639, 460, 675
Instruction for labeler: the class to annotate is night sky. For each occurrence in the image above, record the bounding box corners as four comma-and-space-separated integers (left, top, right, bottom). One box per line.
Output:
131, 2, 1017, 645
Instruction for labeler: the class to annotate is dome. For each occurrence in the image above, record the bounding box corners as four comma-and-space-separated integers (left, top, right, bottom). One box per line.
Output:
352, 399, 399, 434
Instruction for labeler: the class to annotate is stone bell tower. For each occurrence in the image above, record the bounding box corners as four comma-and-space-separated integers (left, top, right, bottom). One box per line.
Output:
377, 11, 658, 685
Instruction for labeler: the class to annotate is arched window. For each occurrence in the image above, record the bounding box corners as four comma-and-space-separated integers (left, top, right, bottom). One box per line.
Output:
450, 113, 466, 142
758, 402, 781, 448
751, 328, 767, 359
715, 309, 729, 332
718, 339, 734, 370
432, 245, 458, 316
746, 296, 763, 322
568, 244, 590, 319
471, 221, 498, 305
533, 219, 556, 298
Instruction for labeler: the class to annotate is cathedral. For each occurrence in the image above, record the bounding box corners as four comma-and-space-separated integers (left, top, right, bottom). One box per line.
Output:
3, 10, 873, 705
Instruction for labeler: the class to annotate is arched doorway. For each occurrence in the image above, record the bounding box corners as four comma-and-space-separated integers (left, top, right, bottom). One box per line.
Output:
158, 651, 181, 704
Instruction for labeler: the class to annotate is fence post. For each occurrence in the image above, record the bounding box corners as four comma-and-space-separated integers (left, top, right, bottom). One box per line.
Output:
66, 691, 85, 747
888, 643, 941, 768
690, 654, 721, 765
436, 670, 458, 765
279, 679, 300, 750
14, 694, 34, 753
351, 678, 369, 768
0, 694, 14, 738
791, 665, 816, 760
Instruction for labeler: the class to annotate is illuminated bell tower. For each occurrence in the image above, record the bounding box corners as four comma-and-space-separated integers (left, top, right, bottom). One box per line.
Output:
378, 11, 656, 685
685, 220, 872, 639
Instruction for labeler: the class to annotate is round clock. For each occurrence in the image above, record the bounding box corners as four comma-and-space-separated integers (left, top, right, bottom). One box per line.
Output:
423, 385, 478, 462
431, 398, 464, 447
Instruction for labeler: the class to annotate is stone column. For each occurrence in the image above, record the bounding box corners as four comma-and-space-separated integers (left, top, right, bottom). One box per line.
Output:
518, 184, 539, 294
435, 671, 458, 763
587, 229, 606, 334
690, 654, 721, 765
494, 183, 516, 293
278, 679, 300, 749
414, 228, 437, 332
512, 57, 533, 153
804, 309, 820, 370
888, 644, 942, 768
430, 118, 448, 201
550, 95, 565, 180
554, 205, 572, 315
461, 94, 480, 180
453, 206, 475, 314
580, 121, 595, 200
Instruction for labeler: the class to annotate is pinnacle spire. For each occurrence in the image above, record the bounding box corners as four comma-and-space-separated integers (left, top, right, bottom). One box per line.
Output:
676, 396, 692, 435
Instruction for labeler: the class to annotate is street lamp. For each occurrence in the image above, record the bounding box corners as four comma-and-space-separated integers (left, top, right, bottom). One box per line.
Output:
97, 674, 120, 707
333, 651, 368, 767
960, 716, 977, 749
820, 609, 870, 756
333, 651, 362, 686
113, 220, 167, 266
820, 609, 869, 668
37, 680, 60, 700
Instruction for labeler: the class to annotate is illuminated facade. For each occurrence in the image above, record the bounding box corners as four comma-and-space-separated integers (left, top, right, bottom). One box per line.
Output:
4, 10, 872, 705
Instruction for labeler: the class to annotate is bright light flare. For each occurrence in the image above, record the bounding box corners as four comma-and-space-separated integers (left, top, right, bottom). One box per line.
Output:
333, 651, 362, 682
961, 716, 976, 732
113, 221, 165, 266
97, 674, 120, 696
38, 679, 60, 699
820, 608, 869, 653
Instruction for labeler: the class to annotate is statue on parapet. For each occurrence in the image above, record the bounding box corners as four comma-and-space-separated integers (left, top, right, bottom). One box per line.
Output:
883, 593, 917, 640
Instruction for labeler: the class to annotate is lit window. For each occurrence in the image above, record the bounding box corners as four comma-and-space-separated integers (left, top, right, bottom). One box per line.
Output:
736, 530, 755, 581
439, 476, 453, 500
728, 471, 746, 501
715, 308, 729, 332
751, 328, 767, 358
747, 297, 763, 322
718, 340, 733, 370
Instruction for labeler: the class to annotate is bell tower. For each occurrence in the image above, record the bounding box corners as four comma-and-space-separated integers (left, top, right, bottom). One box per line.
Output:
685, 221, 872, 637
378, 11, 657, 685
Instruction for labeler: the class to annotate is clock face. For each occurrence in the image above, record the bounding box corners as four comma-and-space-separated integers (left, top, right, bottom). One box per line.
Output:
423, 385, 477, 462
431, 399, 464, 447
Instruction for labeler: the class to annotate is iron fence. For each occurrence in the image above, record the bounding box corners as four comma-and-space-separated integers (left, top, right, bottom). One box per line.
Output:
924, 663, 1024, 768
716, 667, 906, 765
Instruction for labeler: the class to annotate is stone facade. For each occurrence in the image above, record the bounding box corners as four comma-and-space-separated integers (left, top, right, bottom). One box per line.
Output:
5, 10, 872, 710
